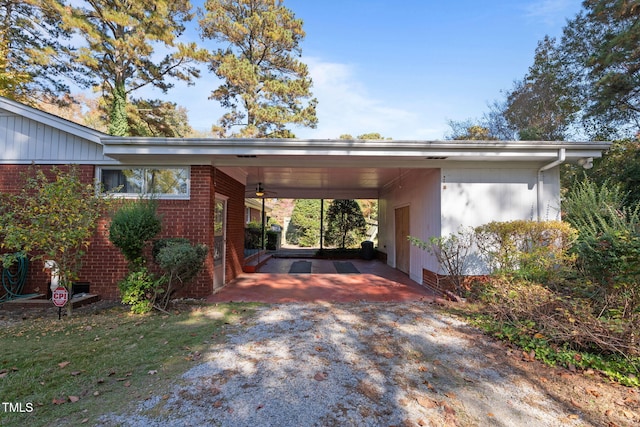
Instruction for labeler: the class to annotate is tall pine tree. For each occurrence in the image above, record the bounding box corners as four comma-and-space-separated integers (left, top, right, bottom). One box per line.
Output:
199, 0, 317, 137
45, 0, 209, 135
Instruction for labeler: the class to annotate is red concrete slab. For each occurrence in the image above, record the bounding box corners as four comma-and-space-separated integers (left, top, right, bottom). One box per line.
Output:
207, 258, 436, 303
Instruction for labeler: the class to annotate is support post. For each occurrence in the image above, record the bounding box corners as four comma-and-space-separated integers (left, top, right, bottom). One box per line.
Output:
320, 199, 324, 251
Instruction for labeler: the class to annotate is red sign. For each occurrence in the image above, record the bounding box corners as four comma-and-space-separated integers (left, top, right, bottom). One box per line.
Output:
52, 286, 69, 307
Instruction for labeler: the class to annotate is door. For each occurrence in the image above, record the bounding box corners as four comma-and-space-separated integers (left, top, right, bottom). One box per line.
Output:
213, 196, 227, 289
395, 206, 410, 274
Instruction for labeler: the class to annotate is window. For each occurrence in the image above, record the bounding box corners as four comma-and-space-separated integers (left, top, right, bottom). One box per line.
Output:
98, 167, 189, 199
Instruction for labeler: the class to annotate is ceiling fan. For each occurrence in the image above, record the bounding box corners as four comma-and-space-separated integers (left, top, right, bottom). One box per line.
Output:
244, 182, 277, 198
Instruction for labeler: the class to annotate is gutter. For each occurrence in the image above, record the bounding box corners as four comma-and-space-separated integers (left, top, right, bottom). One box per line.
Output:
537, 148, 565, 220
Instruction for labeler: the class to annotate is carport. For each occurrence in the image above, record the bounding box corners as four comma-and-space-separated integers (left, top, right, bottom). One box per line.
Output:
0, 97, 612, 300
102, 137, 608, 289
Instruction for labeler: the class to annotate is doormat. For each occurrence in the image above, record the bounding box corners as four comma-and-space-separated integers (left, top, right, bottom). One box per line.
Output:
289, 260, 312, 274
333, 261, 360, 274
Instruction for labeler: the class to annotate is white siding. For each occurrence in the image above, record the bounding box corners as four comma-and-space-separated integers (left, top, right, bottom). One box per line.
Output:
440, 165, 561, 235
379, 168, 440, 283
379, 164, 562, 279
0, 111, 114, 164
440, 164, 561, 274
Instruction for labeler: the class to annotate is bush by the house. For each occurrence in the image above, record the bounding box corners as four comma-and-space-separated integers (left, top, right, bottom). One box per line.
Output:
152, 238, 208, 310
109, 201, 207, 313
108, 198, 162, 267
474, 220, 577, 282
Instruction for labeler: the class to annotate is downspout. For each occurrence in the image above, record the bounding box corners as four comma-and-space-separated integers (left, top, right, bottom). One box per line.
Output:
537, 148, 565, 221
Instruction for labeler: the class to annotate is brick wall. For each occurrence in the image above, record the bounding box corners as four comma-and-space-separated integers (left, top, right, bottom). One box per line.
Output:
1, 164, 246, 300
213, 169, 245, 287
422, 267, 487, 297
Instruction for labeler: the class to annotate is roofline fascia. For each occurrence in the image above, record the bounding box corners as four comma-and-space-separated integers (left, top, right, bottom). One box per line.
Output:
100, 137, 612, 151
0, 96, 106, 144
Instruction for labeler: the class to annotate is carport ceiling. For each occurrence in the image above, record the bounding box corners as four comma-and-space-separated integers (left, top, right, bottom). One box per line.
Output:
235, 165, 412, 199
101, 138, 611, 199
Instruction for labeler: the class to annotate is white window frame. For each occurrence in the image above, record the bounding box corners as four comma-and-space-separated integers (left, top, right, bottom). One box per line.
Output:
96, 166, 191, 200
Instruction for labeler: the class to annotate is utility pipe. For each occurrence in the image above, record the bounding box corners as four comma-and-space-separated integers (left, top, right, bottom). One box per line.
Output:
537, 148, 565, 221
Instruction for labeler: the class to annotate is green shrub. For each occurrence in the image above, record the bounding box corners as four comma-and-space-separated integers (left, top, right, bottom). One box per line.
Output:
245, 222, 263, 249
109, 199, 162, 267
474, 220, 577, 281
564, 178, 639, 337
152, 238, 208, 310
118, 267, 163, 314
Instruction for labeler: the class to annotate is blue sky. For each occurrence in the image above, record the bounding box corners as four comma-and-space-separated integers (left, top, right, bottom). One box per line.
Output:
161, 0, 584, 139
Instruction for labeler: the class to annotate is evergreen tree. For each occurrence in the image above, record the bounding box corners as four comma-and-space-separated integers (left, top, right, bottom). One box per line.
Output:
286, 199, 321, 247
325, 199, 366, 249
45, 0, 208, 135
199, 0, 318, 137
0, 0, 74, 105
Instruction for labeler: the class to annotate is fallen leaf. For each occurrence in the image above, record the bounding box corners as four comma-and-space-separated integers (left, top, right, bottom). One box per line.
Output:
418, 366, 428, 372
415, 395, 438, 409
81, 418, 89, 423
58, 361, 70, 369
256, 404, 264, 410
124, 381, 131, 387
213, 400, 223, 408
52, 397, 66, 405
93, 391, 100, 397
587, 389, 601, 398
71, 371, 82, 376
68, 396, 79, 403
442, 402, 456, 415
314, 372, 328, 381
444, 392, 457, 399
148, 370, 158, 375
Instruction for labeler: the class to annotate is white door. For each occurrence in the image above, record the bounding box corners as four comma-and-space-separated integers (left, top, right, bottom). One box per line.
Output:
213, 196, 227, 289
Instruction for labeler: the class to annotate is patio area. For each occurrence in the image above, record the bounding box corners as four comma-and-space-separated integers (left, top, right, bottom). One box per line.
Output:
206, 258, 437, 303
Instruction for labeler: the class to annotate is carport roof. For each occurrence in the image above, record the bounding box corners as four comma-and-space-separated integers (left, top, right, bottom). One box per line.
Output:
101, 137, 611, 199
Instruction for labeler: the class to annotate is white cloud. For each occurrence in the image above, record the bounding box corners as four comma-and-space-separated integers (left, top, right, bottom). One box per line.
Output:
294, 58, 422, 139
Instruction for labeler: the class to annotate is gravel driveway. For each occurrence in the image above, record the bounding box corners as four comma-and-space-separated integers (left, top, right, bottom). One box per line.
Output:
98, 302, 591, 426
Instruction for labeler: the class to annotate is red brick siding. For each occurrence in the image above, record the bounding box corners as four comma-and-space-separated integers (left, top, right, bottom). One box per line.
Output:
422, 268, 487, 296
248, 207, 261, 223
0, 164, 99, 297
213, 169, 245, 286
1, 164, 246, 300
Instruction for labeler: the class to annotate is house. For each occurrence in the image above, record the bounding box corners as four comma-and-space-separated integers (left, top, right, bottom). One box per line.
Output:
0, 97, 611, 299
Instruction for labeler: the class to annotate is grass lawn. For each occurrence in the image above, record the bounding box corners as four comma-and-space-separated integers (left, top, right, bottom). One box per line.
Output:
0, 301, 258, 426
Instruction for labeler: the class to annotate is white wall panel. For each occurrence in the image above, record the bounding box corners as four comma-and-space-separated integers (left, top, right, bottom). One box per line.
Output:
440, 166, 561, 235
0, 111, 115, 164
379, 168, 440, 283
